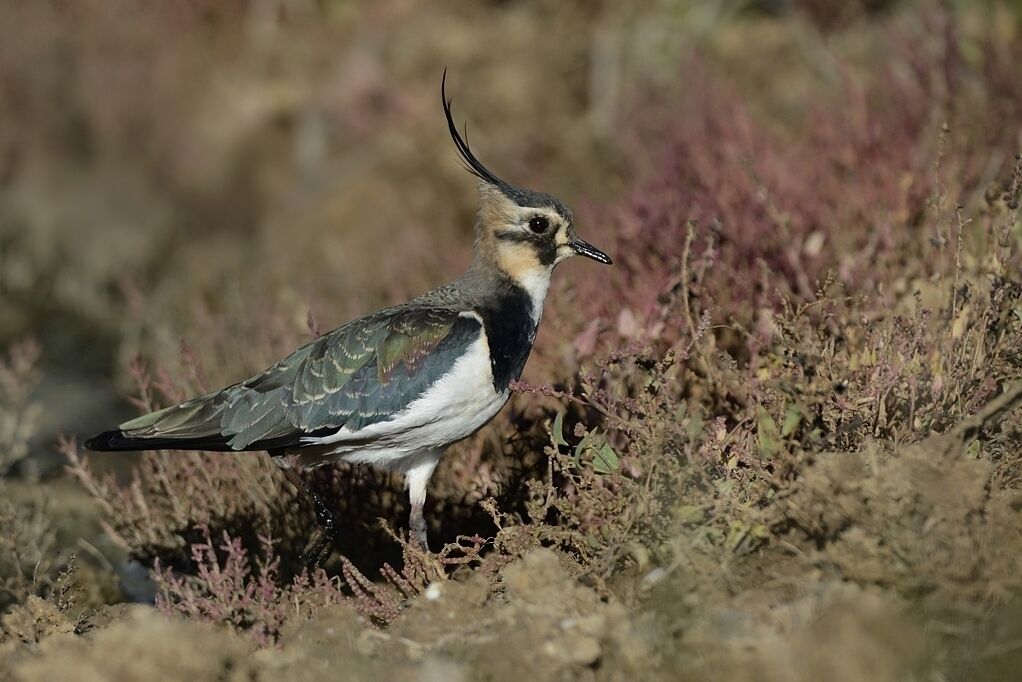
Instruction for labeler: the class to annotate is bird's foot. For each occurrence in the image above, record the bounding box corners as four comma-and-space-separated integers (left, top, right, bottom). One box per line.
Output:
279, 466, 341, 567
301, 489, 340, 567
300, 530, 334, 568
409, 502, 430, 552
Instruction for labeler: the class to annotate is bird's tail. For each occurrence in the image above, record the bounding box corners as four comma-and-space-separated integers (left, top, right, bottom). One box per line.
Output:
85, 395, 235, 452
83, 429, 236, 452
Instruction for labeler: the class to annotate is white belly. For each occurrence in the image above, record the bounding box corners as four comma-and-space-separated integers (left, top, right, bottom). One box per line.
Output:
299, 334, 509, 470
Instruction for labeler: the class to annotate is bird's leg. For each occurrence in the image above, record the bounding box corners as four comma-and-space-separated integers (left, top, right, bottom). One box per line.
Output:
404, 449, 443, 552
280, 466, 338, 567
409, 502, 429, 551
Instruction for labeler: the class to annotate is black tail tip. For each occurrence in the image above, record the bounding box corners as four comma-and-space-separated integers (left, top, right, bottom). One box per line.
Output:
84, 430, 132, 451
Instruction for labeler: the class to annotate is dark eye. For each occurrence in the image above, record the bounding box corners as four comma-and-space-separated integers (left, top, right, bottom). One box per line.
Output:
528, 216, 550, 234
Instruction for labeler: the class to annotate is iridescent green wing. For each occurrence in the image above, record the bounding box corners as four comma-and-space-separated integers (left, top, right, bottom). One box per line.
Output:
282, 307, 480, 436
113, 306, 481, 451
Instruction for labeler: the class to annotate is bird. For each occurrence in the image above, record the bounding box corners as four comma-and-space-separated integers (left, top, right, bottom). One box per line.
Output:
84, 71, 612, 564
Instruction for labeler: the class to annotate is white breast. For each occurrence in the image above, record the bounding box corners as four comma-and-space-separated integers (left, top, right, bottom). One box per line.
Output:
516, 269, 551, 325
302, 327, 509, 470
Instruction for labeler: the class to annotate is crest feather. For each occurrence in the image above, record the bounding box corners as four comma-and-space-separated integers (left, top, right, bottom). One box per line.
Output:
442, 69, 509, 190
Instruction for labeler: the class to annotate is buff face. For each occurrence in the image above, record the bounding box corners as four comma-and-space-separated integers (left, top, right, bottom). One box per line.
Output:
475, 183, 610, 284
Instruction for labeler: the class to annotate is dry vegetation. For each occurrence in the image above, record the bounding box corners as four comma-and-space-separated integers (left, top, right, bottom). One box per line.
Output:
2, 1, 1022, 680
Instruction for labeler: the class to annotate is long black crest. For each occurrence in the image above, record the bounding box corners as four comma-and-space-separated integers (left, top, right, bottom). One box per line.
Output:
442, 69, 509, 189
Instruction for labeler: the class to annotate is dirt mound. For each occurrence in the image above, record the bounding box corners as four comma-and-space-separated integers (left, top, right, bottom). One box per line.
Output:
6, 605, 253, 682
672, 581, 928, 682
772, 386, 1022, 598
257, 547, 651, 680
633, 386, 1022, 681
3, 549, 652, 682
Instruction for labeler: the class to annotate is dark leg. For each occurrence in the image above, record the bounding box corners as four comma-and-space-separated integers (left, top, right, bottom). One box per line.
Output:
409, 502, 429, 551
280, 466, 338, 567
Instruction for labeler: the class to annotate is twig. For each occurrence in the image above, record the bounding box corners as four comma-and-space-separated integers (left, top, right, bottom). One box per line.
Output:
951, 203, 971, 318
951, 382, 1022, 444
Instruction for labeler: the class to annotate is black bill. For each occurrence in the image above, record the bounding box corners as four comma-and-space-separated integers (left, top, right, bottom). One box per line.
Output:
571, 237, 613, 265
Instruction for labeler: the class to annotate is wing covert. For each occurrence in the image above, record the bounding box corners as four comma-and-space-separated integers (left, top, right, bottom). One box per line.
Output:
223, 307, 481, 448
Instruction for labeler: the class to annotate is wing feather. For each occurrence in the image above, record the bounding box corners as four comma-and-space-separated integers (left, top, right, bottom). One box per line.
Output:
90, 307, 482, 452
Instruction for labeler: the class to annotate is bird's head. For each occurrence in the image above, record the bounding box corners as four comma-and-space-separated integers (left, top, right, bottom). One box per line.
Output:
442, 73, 612, 288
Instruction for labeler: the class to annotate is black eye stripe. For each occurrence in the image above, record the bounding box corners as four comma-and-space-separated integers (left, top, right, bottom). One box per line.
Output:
495, 231, 534, 243
493, 229, 557, 265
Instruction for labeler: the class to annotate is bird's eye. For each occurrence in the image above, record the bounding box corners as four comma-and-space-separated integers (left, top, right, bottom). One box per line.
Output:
528, 216, 550, 234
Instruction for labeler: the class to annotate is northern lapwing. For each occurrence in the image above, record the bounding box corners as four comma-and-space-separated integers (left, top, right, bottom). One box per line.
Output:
85, 72, 612, 563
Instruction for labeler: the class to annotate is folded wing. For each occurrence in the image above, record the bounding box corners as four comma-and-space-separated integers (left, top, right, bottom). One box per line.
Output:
85, 307, 481, 452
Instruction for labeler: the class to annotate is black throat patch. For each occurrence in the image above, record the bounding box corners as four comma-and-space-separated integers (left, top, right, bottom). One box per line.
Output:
474, 282, 537, 392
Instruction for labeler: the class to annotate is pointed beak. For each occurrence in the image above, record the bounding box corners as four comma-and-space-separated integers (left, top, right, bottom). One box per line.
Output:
571, 237, 613, 265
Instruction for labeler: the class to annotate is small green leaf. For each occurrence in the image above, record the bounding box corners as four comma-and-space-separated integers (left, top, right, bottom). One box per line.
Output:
728, 521, 769, 555
676, 504, 704, 524
551, 412, 568, 447
574, 429, 598, 467
781, 405, 802, 438
757, 407, 782, 459
593, 442, 620, 475
685, 404, 704, 442
726, 521, 749, 550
